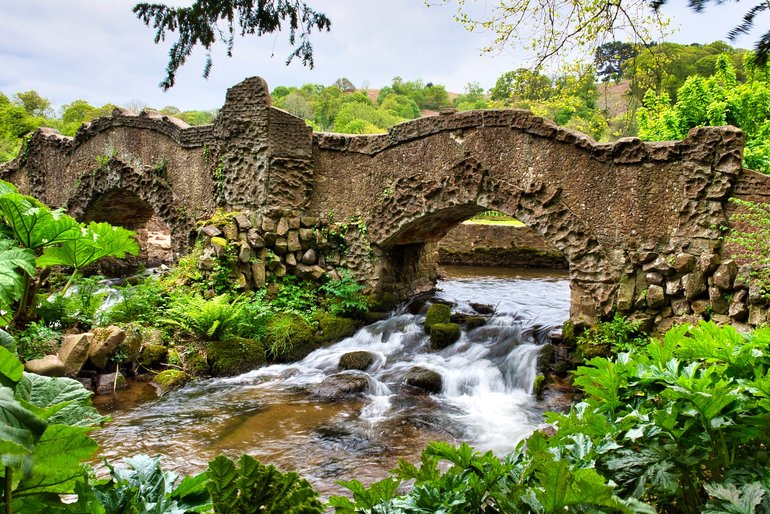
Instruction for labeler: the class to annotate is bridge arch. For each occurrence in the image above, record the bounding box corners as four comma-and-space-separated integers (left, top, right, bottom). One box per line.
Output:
367, 156, 618, 320
67, 158, 193, 262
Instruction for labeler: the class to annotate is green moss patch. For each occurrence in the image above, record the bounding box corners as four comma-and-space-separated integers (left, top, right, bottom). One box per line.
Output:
318, 314, 356, 343
264, 313, 318, 362
207, 337, 266, 376
430, 323, 461, 350
424, 304, 451, 333
152, 369, 190, 396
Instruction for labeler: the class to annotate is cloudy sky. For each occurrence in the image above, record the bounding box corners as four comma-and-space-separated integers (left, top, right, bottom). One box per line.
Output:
0, 1, 762, 112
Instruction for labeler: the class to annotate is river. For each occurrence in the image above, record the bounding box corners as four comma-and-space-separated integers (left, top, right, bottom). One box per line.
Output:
92, 265, 570, 496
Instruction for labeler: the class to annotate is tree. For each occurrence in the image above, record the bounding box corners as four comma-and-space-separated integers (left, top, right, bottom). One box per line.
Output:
332, 77, 356, 93
12, 91, 52, 117
133, 0, 331, 90
595, 41, 639, 81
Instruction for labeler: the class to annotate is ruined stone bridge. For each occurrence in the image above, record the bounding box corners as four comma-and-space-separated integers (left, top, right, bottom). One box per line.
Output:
3, 76, 769, 328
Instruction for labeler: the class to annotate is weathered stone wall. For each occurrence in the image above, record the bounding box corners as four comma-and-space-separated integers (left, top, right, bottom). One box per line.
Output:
437, 223, 567, 268
1, 75, 761, 330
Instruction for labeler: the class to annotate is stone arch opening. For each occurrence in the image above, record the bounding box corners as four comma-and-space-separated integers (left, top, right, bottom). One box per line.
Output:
82, 189, 173, 265
67, 158, 195, 271
367, 157, 619, 322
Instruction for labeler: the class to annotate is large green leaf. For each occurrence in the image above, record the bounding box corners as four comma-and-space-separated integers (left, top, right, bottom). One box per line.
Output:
0, 236, 35, 310
38, 221, 139, 271
0, 385, 47, 465
0, 192, 80, 249
13, 423, 98, 497
0, 346, 24, 386
14, 373, 109, 427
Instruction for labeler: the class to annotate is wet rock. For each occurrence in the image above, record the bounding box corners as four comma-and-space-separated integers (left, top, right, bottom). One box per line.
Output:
152, 369, 191, 396
312, 372, 370, 400
642, 256, 673, 275
89, 326, 126, 370
665, 280, 683, 296
672, 253, 696, 274
58, 333, 93, 377
24, 355, 65, 376
671, 298, 691, 316
95, 371, 127, 395
424, 303, 451, 333
709, 286, 729, 315
646, 272, 664, 287
464, 316, 486, 330
404, 367, 443, 394
536, 343, 554, 372
729, 291, 749, 322
261, 217, 277, 233
430, 323, 461, 350
338, 351, 374, 371
469, 302, 495, 315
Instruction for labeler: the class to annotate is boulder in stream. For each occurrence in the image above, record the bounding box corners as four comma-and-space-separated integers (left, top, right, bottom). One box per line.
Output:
152, 369, 191, 396
424, 304, 451, 333
404, 367, 443, 394
58, 333, 93, 377
89, 326, 126, 370
430, 323, 461, 350
311, 372, 370, 400
338, 351, 374, 371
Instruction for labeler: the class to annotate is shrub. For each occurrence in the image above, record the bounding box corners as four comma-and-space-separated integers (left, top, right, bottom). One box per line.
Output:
271, 277, 318, 318
105, 276, 168, 325
15, 321, 61, 361
163, 293, 248, 342
576, 313, 648, 358
320, 271, 368, 317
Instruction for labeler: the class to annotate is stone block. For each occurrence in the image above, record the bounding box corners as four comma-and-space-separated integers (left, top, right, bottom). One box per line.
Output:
223, 223, 238, 240
646, 272, 664, 286
58, 333, 93, 377
301, 248, 317, 265
646, 285, 666, 309
251, 260, 266, 288
95, 371, 127, 395
297, 264, 325, 281
749, 305, 766, 326
643, 256, 673, 275
712, 260, 737, 290
300, 216, 316, 228
238, 243, 252, 263
708, 286, 729, 315
247, 229, 264, 248
24, 355, 65, 377
261, 217, 277, 233
276, 217, 290, 236
729, 294, 749, 322
672, 253, 696, 274
234, 213, 251, 230
285, 252, 297, 267
682, 271, 707, 301
339, 351, 374, 371
200, 225, 222, 238
665, 280, 683, 296
691, 299, 710, 316
287, 231, 302, 252
274, 237, 287, 254
288, 217, 301, 230
671, 298, 691, 316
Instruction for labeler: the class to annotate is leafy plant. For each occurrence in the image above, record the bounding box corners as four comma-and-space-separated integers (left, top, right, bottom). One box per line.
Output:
207, 454, 323, 514
14, 322, 60, 362
271, 276, 318, 319
320, 270, 368, 317
576, 313, 648, 358
162, 293, 248, 342
105, 276, 168, 325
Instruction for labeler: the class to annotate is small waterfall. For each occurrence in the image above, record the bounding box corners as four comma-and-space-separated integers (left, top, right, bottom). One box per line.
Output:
93, 269, 570, 493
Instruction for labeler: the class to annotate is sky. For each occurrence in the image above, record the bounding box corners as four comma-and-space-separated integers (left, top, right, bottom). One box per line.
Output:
0, 0, 763, 112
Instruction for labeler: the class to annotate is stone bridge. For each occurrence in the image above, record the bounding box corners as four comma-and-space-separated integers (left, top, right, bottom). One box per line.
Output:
3, 76, 768, 328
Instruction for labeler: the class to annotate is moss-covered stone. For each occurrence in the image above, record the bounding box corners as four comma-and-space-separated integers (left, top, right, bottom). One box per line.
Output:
464, 316, 486, 330
338, 351, 374, 371
139, 343, 167, 369
404, 367, 443, 394
264, 313, 318, 362
184, 351, 210, 376
207, 337, 266, 376
424, 303, 451, 333
430, 323, 461, 350
318, 315, 356, 343
152, 369, 190, 396
533, 373, 547, 397
561, 320, 577, 348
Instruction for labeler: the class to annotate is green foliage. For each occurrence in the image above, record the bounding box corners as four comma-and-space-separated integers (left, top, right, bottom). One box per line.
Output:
725, 197, 770, 294
163, 293, 248, 342
319, 271, 368, 317
638, 52, 770, 173
263, 313, 316, 361
104, 276, 168, 326
92, 454, 211, 513
576, 313, 648, 358
0, 235, 35, 320
14, 322, 61, 362
0, 348, 106, 511
36, 275, 108, 329
271, 277, 319, 319
207, 454, 323, 513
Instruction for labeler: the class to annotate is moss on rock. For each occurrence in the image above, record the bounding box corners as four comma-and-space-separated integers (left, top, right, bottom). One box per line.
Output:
207, 337, 266, 376
264, 313, 318, 362
424, 304, 451, 333
430, 323, 461, 350
318, 314, 356, 343
139, 343, 167, 369
184, 351, 210, 376
338, 351, 374, 371
152, 369, 190, 396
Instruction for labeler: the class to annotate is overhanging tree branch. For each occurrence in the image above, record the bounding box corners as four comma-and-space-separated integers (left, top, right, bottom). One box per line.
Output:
133, 0, 331, 90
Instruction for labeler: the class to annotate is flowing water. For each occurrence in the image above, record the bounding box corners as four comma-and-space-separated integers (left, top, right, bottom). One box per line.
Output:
92, 265, 570, 495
